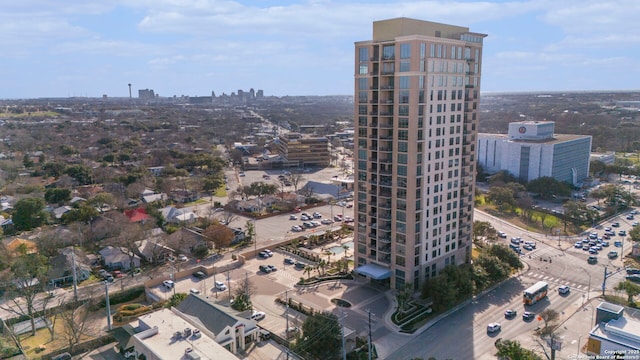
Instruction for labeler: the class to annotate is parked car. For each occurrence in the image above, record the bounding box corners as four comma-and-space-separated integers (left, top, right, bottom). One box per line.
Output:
178, 254, 188, 262
289, 215, 298, 220
497, 231, 507, 238
588, 255, 598, 265
193, 271, 206, 279
626, 268, 640, 275
264, 249, 273, 257
258, 251, 269, 258
619, 230, 627, 236
189, 288, 200, 295
163, 280, 175, 288
259, 265, 272, 273
284, 258, 295, 265
321, 219, 334, 225
268, 265, 278, 272
313, 212, 322, 219
215, 281, 227, 291
608, 251, 618, 259
612, 222, 620, 227
626, 275, 640, 284
295, 262, 307, 269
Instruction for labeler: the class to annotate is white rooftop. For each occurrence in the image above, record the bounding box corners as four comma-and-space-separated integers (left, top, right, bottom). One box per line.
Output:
134, 309, 237, 360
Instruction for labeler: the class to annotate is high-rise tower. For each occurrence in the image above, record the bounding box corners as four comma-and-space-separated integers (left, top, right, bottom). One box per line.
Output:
353, 18, 486, 289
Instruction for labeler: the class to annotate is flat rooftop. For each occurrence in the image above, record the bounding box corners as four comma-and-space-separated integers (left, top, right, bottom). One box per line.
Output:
591, 316, 640, 350
479, 133, 590, 145
135, 309, 237, 360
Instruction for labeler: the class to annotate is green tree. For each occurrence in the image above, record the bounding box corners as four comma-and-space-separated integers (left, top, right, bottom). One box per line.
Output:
526, 177, 571, 199
590, 160, 606, 177
61, 203, 99, 224
494, 248, 525, 273
488, 170, 518, 185
487, 186, 516, 212
12, 197, 47, 231
165, 293, 188, 308
495, 338, 543, 360
629, 226, 640, 242
295, 312, 342, 360
22, 154, 34, 168
44, 188, 71, 204
64, 164, 93, 185
615, 281, 640, 305
474, 254, 511, 282
473, 220, 497, 245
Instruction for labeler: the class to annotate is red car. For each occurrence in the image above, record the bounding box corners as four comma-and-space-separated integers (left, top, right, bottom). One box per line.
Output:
293, 208, 301, 213
113, 270, 124, 278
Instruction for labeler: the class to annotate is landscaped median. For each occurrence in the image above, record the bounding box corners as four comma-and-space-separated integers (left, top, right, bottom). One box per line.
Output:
391, 301, 433, 333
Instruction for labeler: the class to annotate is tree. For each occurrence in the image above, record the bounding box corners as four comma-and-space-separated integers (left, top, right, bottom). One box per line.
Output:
62, 203, 99, 224
203, 222, 234, 251
295, 312, 342, 360
590, 160, 606, 177
231, 274, 254, 311
629, 226, 640, 242
473, 220, 497, 245
0, 253, 51, 337
534, 309, 562, 360
12, 197, 47, 231
526, 177, 572, 199
488, 170, 518, 186
59, 301, 91, 354
495, 338, 543, 360
615, 281, 640, 304
88, 192, 115, 213
487, 186, 516, 212
44, 188, 71, 204
304, 265, 314, 279
396, 283, 413, 312
287, 172, 305, 193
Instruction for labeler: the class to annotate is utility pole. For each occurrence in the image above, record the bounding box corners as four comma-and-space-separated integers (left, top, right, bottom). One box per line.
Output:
71, 247, 78, 302
285, 290, 290, 360
227, 270, 232, 301
340, 311, 347, 360
602, 266, 608, 297
105, 281, 112, 331
367, 310, 373, 360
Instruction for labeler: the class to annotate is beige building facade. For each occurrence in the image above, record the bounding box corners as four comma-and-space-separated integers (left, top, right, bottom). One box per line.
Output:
353, 18, 486, 289
277, 132, 331, 167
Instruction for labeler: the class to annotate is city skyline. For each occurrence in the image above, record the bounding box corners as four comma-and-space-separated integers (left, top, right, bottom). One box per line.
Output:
1, 0, 638, 99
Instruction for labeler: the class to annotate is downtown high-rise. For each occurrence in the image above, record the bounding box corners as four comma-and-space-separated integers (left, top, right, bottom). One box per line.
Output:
353, 18, 486, 289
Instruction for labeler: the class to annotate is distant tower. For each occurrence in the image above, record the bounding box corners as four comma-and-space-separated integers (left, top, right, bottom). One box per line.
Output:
128, 83, 132, 98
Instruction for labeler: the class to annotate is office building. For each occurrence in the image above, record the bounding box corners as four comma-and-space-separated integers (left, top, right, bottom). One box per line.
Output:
277, 132, 331, 168
477, 121, 592, 185
587, 302, 640, 356
353, 18, 486, 289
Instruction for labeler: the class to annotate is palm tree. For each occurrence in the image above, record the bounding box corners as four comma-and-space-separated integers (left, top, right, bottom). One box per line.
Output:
318, 259, 327, 276
342, 244, 350, 258
324, 250, 333, 266
304, 265, 313, 280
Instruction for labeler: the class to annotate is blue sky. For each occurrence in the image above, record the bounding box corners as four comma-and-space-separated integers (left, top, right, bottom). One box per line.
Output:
1, 0, 639, 99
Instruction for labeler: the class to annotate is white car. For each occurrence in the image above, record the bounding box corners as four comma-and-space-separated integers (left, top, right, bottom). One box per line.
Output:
251, 311, 266, 321
214, 281, 227, 291
178, 254, 188, 262
289, 215, 298, 220
189, 288, 200, 295
163, 280, 175, 289
558, 285, 570, 295
321, 219, 334, 225
487, 323, 501, 333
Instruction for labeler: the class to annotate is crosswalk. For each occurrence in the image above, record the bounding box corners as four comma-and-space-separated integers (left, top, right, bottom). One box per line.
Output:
520, 246, 562, 261
525, 271, 589, 291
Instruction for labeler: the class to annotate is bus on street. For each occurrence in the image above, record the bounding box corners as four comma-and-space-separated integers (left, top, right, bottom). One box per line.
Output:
523, 281, 548, 305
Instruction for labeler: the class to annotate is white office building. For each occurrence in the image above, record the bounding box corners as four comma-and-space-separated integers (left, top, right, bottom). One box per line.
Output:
477, 121, 591, 185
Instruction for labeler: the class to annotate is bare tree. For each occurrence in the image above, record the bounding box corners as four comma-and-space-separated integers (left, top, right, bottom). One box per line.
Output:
221, 209, 239, 226
203, 223, 234, 252
59, 301, 91, 354
287, 172, 305, 193
0, 253, 52, 337
533, 309, 562, 360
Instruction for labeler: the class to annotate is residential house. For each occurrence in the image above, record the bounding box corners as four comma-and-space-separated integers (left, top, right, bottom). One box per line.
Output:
48, 247, 91, 286
166, 227, 210, 254
52, 205, 72, 219
98, 246, 141, 271
160, 205, 196, 224
169, 189, 199, 204
141, 192, 167, 204
135, 238, 174, 264
3, 237, 38, 256
230, 228, 246, 245
124, 208, 151, 223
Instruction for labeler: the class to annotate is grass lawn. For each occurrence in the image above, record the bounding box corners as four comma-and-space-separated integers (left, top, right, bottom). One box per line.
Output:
0, 111, 59, 118
476, 201, 581, 236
